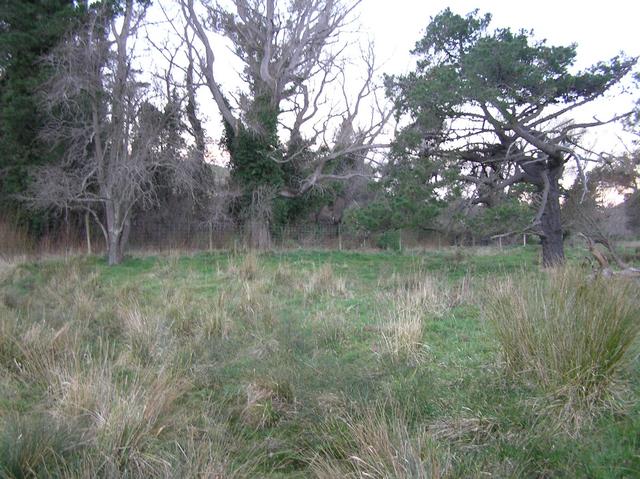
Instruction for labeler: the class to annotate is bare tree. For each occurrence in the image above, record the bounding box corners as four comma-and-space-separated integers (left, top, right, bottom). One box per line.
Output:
179, 0, 390, 198
27, 0, 198, 265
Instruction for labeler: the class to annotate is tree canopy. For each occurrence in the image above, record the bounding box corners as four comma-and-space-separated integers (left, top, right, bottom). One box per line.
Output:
386, 8, 637, 265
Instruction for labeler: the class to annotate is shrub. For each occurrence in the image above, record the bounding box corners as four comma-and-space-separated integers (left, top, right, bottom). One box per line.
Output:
375, 231, 402, 252
487, 267, 640, 424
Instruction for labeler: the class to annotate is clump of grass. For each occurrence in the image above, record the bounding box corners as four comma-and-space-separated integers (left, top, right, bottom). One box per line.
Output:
486, 267, 640, 427
7, 320, 78, 385
225, 280, 277, 332
428, 414, 498, 447
227, 251, 260, 281
164, 287, 232, 340
119, 302, 171, 365
0, 255, 27, 284
377, 298, 427, 366
240, 379, 296, 430
445, 247, 468, 264
384, 272, 456, 317
308, 309, 352, 349
153, 254, 181, 278
200, 290, 234, 341
246, 336, 280, 360
376, 273, 458, 365
93, 374, 187, 477
301, 263, 348, 297
0, 413, 86, 478
54, 363, 188, 477
311, 406, 449, 478
173, 422, 262, 478
273, 262, 297, 284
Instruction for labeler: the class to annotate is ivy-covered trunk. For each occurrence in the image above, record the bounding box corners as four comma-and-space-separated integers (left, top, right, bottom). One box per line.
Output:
224, 95, 285, 248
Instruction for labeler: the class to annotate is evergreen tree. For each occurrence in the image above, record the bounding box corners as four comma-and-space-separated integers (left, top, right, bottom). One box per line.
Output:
0, 0, 81, 226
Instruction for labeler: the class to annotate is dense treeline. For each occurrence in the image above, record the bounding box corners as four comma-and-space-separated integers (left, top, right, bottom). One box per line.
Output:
0, 1, 638, 264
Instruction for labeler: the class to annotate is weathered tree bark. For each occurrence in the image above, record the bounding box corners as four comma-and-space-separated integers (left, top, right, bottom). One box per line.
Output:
539, 174, 565, 267
106, 202, 122, 265
519, 157, 566, 267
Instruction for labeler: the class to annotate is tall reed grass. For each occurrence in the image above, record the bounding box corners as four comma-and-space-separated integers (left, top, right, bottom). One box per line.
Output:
486, 267, 640, 425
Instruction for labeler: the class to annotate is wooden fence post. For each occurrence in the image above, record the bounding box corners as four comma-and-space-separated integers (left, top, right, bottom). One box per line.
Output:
85, 212, 92, 255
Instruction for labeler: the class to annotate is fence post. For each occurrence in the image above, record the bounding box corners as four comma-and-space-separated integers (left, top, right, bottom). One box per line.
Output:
208, 222, 213, 252
338, 224, 342, 251
85, 212, 92, 255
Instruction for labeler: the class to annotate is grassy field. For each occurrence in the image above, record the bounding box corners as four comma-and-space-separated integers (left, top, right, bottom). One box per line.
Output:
0, 246, 638, 478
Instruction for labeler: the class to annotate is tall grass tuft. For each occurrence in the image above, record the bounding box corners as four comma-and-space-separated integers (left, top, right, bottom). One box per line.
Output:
378, 296, 427, 366
376, 273, 456, 365
311, 406, 449, 478
487, 267, 640, 425
0, 413, 86, 478
301, 263, 348, 297
384, 272, 459, 317
227, 251, 260, 281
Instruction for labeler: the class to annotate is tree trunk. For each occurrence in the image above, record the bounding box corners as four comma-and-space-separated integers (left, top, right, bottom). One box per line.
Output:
105, 202, 127, 266
107, 232, 123, 265
539, 176, 565, 267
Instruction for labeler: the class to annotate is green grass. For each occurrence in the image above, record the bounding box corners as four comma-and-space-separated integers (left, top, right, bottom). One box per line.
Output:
0, 246, 638, 477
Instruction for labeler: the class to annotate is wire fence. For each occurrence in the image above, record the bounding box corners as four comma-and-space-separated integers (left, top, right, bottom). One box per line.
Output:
127, 220, 367, 251
1, 213, 539, 260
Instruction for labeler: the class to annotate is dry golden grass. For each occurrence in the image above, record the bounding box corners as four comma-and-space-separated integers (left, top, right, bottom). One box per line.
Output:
375, 273, 462, 365
227, 251, 261, 281
299, 263, 348, 297
377, 302, 427, 366
311, 405, 449, 479
240, 379, 296, 430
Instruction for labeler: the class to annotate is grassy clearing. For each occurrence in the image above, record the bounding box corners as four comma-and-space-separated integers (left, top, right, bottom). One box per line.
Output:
0, 246, 638, 477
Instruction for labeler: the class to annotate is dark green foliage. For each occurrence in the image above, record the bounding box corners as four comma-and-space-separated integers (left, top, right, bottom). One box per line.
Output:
222, 97, 294, 225
222, 99, 339, 227
0, 0, 81, 221
466, 199, 534, 239
391, 8, 634, 119
345, 157, 447, 234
